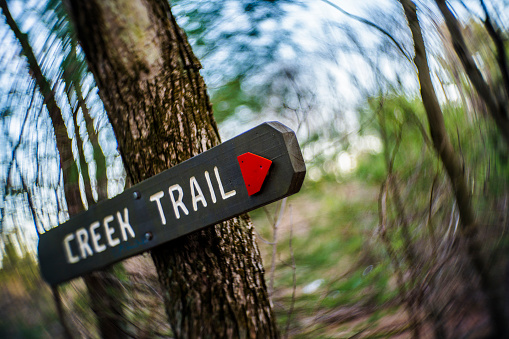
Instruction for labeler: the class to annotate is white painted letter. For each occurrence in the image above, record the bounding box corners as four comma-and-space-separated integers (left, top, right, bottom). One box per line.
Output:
204, 171, 217, 203
63, 233, 79, 264
89, 221, 106, 253
215, 166, 236, 200
117, 208, 135, 241
104, 215, 120, 247
76, 228, 93, 259
150, 191, 166, 225
169, 184, 189, 219
190, 176, 207, 211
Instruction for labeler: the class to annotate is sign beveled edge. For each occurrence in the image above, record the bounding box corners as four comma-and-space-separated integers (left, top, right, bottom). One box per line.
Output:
37, 121, 306, 285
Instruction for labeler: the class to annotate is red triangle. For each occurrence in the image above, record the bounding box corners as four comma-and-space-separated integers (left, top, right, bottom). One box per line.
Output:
237, 152, 272, 196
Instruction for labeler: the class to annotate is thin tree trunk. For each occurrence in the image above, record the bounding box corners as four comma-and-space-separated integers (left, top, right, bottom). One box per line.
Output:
378, 182, 421, 339
71, 105, 95, 204
67, 63, 129, 339
377, 113, 421, 338
399, 0, 508, 336
0, 0, 82, 215
435, 0, 509, 146
66, 0, 279, 337
66, 38, 110, 202
83, 270, 128, 339
0, 2, 128, 337
480, 0, 509, 102
80, 89, 109, 201
52, 286, 74, 339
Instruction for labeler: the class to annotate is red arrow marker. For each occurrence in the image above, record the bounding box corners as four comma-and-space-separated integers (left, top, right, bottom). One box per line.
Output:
237, 152, 272, 196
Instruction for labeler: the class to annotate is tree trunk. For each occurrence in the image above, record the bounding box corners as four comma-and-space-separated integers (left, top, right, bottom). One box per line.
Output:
399, 0, 508, 336
66, 0, 279, 337
83, 269, 128, 339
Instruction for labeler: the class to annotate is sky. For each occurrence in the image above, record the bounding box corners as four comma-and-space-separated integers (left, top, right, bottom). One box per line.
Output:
1, 0, 506, 258
204, 0, 417, 140
0, 0, 416, 247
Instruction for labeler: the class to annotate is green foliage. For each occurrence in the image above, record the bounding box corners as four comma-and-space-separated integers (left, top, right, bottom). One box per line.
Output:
0, 234, 39, 291
355, 153, 386, 184
251, 87, 509, 336
172, 0, 308, 123
0, 233, 60, 338
210, 77, 262, 123
252, 177, 394, 335
0, 0, 508, 337
1, 235, 20, 270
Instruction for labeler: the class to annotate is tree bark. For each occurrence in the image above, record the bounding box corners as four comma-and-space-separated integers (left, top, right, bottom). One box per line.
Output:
66, 0, 279, 337
399, 0, 508, 336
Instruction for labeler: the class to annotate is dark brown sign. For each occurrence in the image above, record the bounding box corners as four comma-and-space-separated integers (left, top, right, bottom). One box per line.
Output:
38, 121, 306, 285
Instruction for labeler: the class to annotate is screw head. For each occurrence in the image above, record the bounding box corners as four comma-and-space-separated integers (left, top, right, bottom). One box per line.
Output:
133, 191, 141, 199
144, 232, 153, 241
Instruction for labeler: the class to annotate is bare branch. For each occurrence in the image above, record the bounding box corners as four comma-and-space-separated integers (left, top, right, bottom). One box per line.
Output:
321, 0, 413, 64
435, 0, 509, 145
284, 204, 297, 339
480, 0, 509, 101
269, 197, 287, 297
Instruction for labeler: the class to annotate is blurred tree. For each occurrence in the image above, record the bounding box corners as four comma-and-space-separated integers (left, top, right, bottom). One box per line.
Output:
399, 0, 508, 336
0, 0, 128, 337
1, 0, 507, 336
436, 0, 509, 146
66, 0, 278, 337
43, 0, 110, 202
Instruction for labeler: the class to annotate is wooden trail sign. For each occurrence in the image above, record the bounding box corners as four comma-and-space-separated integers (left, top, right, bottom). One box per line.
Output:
38, 121, 306, 285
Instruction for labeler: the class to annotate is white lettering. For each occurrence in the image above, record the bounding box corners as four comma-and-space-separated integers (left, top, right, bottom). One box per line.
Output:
190, 176, 207, 211
104, 215, 120, 247
89, 221, 106, 253
150, 191, 166, 225
62, 207, 135, 263
117, 208, 135, 241
204, 171, 217, 203
76, 228, 93, 259
215, 166, 236, 200
63, 233, 79, 264
169, 184, 189, 219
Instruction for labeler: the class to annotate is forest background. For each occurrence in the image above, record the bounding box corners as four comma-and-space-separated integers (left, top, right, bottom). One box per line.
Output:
0, 0, 508, 337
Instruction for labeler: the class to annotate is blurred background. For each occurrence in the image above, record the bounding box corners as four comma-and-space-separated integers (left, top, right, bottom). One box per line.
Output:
1, 0, 508, 337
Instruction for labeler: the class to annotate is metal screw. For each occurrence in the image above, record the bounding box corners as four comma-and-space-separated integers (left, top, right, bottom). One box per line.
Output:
133, 191, 141, 199
144, 232, 153, 241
